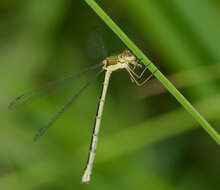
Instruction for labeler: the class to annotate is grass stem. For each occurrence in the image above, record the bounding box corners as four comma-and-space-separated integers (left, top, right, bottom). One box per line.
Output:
85, 0, 220, 145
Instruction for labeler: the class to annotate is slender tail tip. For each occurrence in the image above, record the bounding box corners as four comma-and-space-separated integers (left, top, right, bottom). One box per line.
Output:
82, 169, 91, 183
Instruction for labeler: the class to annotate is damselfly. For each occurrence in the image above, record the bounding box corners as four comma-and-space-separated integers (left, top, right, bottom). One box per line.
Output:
9, 49, 156, 183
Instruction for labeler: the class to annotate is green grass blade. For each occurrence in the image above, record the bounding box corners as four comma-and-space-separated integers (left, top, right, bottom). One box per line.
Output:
85, 0, 220, 145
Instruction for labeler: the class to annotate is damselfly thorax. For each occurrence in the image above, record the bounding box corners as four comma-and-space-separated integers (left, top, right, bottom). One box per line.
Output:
103, 50, 140, 71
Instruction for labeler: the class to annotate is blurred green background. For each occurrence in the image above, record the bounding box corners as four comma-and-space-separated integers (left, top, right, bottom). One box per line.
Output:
1, 0, 220, 189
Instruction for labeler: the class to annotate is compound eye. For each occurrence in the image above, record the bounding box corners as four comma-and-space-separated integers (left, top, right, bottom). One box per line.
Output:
125, 50, 132, 56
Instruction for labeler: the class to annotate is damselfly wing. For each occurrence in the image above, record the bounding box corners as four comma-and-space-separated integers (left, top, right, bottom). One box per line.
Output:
10, 31, 156, 183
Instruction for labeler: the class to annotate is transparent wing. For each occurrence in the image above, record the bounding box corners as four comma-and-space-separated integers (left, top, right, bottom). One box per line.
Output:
9, 63, 103, 110
34, 69, 104, 142
86, 27, 108, 60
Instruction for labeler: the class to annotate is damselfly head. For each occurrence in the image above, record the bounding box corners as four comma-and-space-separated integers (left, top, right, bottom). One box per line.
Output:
118, 50, 136, 64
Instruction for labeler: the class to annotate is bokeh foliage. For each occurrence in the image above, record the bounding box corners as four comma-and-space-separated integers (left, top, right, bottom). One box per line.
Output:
0, 0, 220, 189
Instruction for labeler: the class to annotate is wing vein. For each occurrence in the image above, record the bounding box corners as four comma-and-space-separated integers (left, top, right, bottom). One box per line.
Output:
9, 63, 103, 110
33, 69, 104, 142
